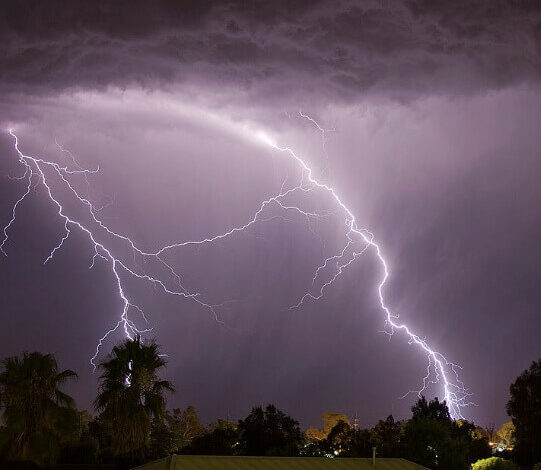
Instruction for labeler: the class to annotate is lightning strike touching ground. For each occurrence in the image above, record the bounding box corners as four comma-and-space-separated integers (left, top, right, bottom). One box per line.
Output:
2, 116, 472, 419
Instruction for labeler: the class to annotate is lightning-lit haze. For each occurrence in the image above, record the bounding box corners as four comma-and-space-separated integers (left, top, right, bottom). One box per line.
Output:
1, 0, 540, 429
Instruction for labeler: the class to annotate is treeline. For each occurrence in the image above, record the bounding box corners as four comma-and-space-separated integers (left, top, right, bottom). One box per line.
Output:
0, 336, 539, 470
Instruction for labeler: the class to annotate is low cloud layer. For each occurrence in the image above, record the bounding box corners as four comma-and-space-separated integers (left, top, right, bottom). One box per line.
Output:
1, 0, 540, 102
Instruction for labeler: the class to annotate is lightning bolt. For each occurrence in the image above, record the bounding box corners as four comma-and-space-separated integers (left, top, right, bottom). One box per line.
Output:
2, 130, 217, 369
256, 115, 473, 419
2, 113, 472, 418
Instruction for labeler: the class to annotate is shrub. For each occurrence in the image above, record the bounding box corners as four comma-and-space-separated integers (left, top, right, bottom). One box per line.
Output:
472, 457, 520, 470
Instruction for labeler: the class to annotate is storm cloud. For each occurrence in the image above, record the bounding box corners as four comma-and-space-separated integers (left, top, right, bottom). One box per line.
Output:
1, 0, 540, 101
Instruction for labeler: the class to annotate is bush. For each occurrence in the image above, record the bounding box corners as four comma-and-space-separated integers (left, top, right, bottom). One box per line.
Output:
472, 457, 520, 470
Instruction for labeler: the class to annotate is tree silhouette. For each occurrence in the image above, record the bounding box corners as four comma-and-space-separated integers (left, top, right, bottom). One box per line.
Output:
0, 352, 77, 465
411, 396, 451, 422
186, 420, 239, 455
94, 336, 173, 458
371, 415, 402, 457
238, 404, 303, 456
403, 396, 490, 470
506, 359, 541, 466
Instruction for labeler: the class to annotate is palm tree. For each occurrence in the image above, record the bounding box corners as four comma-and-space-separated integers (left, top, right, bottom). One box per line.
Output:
94, 336, 173, 457
0, 351, 78, 464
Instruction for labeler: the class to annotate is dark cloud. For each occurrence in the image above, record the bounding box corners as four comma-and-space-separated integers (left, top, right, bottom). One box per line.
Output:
1, 0, 540, 100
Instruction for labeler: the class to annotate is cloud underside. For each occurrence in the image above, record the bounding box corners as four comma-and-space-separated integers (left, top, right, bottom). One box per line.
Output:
1, 0, 540, 102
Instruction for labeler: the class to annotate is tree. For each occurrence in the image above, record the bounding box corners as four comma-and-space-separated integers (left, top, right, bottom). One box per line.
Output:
305, 412, 350, 447
186, 420, 239, 455
322, 413, 350, 435
403, 396, 490, 470
370, 415, 402, 457
94, 336, 173, 459
506, 359, 541, 466
495, 421, 515, 448
146, 416, 176, 461
455, 420, 491, 464
305, 426, 326, 441
349, 428, 373, 457
237, 404, 303, 456
166, 406, 204, 450
0, 352, 78, 465
59, 410, 99, 464
304, 418, 378, 458
485, 423, 496, 443
411, 395, 451, 422
326, 420, 353, 456
471, 457, 520, 470
402, 415, 455, 469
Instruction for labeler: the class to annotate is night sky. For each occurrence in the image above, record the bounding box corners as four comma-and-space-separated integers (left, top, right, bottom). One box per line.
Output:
1, 1, 540, 430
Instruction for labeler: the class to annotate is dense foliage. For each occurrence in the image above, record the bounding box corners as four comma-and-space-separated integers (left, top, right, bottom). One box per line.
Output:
237, 405, 304, 456
496, 421, 515, 448
0, 352, 78, 465
184, 420, 239, 455
94, 335, 173, 461
507, 359, 541, 467
401, 397, 491, 469
472, 457, 520, 470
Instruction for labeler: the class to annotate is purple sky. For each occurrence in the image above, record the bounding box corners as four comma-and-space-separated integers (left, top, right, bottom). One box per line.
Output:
1, 1, 540, 429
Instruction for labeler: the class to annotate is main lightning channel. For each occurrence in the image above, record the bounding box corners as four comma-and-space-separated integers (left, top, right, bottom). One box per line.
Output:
254, 120, 472, 419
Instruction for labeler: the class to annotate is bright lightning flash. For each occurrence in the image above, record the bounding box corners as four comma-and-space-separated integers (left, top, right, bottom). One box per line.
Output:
2, 115, 472, 419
